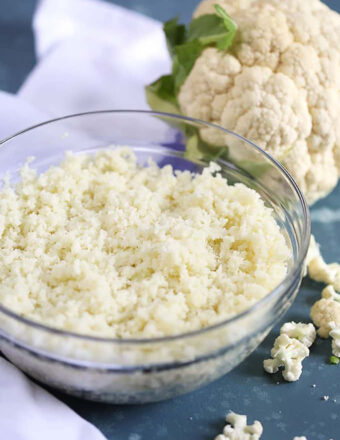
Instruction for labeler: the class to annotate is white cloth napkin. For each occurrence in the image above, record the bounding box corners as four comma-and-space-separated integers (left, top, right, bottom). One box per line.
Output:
0, 0, 170, 438
0, 358, 107, 440
18, 0, 171, 118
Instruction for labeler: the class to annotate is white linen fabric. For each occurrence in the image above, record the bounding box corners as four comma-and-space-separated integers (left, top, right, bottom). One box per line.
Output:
0, 0, 170, 438
0, 358, 107, 440
18, 0, 170, 117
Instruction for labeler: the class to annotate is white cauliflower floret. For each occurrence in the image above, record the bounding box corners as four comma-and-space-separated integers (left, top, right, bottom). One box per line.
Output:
306, 235, 340, 291
304, 235, 320, 276
264, 321, 315, 381
310, 298, 340, 338
309, 259, 340, 292
263, 334, 309, 382
305, 235, 320, 267
329, 322, 340, 357
307, 237, 340, 338
280, 322, 316, 348
215, 412, 263, 440
179, 0, 340, 204
322, 285, 340, 302
213, 411, 306, 440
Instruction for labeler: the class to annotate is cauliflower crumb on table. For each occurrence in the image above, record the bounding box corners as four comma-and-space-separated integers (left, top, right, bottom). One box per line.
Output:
310, 298, 340, 338
309, 258, 340, 292
329, 323, 340, 357
0, 148, 290, 338
322, 285, 340, 303
213, 411, 307, 440
306, 235, 340, 338
264, 334, 309, 382
264, 322, 316, 382
214, 412, 263, 440
280, 322, 316, 348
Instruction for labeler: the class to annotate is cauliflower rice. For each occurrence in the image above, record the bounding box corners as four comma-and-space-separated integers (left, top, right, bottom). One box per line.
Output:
0, 148, 290, 338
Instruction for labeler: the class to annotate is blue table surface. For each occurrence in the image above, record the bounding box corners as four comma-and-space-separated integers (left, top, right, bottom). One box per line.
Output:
1, 1, 340, 439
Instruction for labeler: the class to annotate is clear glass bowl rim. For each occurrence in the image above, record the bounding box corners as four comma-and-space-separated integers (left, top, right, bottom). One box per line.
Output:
0, 109, 311, 345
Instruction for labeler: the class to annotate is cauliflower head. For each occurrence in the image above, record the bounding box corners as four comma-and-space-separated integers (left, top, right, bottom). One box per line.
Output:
310, 298, 340, 338
177, 0, 340, 204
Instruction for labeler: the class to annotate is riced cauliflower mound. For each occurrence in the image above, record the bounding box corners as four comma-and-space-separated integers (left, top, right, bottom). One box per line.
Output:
0, 148, 290, 338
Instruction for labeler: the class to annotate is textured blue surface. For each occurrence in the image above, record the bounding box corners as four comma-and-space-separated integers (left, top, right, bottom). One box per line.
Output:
1, 0, 340, 439
0, 0, 36, 93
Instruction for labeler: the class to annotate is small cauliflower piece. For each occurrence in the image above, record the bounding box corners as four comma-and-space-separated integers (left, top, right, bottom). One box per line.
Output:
280, 322, 316, 348
309, 259, 340, 291
306, 235, 340, 291
215, 412, 263, 440
293, 437, 307, 440
303, 234, 319, 277
264, 321, 315, 381
263, 334, 309, 382
307, 236, 340, 339
305, 235, 320, 268
310, 298, 340, 338
329, 323, 340, 357
322, 285, 340, 302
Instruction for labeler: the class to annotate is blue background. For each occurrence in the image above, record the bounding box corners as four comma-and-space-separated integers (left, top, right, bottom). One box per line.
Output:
1, 1, 340, 439
1, 0, 340, 92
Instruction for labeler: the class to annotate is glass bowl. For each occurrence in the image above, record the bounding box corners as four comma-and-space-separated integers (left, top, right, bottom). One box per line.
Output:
0, 110, 310, 404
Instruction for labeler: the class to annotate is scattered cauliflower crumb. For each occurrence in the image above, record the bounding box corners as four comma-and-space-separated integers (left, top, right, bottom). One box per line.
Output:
214, 412, 263, 440
322, 285, 340, 302
280, 322, 316, 348
306, 237, 340, 291
329, 323, 340, 357
264, 321, 315, 381
214, 412, 307, 440
264, 333, 309, 382
310, 299, 340, 338
307, 237, 340, 338
309, 259, 340, 292
305, 235, 320, 272
0, 148, 290, 338
322, 396, 329, 401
